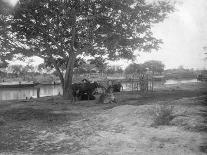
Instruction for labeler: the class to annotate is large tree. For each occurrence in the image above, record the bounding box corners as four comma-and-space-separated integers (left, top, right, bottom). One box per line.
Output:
1, 0, 174, 99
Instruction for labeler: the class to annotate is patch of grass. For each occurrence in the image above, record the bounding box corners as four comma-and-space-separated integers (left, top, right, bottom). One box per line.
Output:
0, 116, 6, 126
0, 108, 83, 153
0, 125, 37, 152
200, 143, 207, 153
1, 108, 81, 124
151, 105, 175, 127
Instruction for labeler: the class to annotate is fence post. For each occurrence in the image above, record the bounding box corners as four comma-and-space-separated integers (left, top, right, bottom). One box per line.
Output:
152, 76, 154, 91
37, 87, 40, 98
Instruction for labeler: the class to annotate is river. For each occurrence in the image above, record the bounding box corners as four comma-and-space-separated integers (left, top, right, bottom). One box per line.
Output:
0, 79, 199, 101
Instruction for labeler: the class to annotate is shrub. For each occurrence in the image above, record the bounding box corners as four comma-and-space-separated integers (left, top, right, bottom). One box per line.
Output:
0, 117, 6, 126
151, 105, 175, 127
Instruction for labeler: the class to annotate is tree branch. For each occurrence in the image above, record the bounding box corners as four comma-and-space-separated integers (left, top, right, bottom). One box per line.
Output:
44, 42, 65, 86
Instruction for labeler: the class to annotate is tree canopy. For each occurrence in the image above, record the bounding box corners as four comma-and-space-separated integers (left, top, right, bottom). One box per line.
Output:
125, 60, 165, 75
125, 63, 146, 74
89, 57, 107, 73
0, 59, 8, 69
106, 66, 123, 74
0, 0, 174, 99
143, 60, 165, 74
0, 0, 31, 63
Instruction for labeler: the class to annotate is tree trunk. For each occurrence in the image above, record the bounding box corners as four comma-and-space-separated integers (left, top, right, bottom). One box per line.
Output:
63, 52, 76, 100
63, 7, 77, 100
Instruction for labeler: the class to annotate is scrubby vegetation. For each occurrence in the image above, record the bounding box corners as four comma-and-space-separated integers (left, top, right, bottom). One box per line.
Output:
151, 105, 175, 127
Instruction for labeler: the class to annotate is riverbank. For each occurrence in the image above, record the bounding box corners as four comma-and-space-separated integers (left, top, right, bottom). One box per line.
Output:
0, 79, 201, 101
0, 82, 207, 154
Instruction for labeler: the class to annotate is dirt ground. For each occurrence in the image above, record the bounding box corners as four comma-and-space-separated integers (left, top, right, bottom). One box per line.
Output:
0, 82, 207, 155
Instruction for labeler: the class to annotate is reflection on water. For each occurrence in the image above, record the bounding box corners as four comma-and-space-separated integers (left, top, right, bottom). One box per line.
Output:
122, 79, 199, 91
164, 79, 198, 84
0, 85, 62, 101
0, 79, 199, 101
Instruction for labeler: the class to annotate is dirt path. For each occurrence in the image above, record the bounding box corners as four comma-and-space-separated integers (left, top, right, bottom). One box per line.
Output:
72, 102, 206, 155
0, 82, 206, 154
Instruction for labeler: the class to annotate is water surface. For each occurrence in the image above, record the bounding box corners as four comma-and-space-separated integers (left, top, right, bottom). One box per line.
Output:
0, 85, 62, 101
0, 79, 199, 101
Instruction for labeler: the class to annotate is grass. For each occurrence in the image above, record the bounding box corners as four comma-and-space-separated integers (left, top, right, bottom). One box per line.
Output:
151, 104, 175, 127
0, 116, 6, 126
0, 107, 83, 153
1, 107, 82, 124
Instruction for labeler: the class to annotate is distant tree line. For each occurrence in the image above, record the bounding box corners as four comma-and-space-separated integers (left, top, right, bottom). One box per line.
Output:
164, 66, 198, 79
0, 59, 201, 81
125, 60, 165, 75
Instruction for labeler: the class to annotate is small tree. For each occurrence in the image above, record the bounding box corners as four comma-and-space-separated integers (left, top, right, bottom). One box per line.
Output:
8, 64, 24, 77
125, 63, 146, 74
143, 60, 165, 75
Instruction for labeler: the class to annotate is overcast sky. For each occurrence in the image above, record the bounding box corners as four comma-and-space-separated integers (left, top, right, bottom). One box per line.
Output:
9, 0, 207, 69
110, 0, 207, 69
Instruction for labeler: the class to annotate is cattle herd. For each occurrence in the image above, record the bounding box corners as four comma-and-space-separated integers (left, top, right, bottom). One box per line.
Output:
71, 79, 123, 102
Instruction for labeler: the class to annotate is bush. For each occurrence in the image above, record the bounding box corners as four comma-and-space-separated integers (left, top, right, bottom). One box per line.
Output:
151, 105, 175, 127
0, 117, 6, 126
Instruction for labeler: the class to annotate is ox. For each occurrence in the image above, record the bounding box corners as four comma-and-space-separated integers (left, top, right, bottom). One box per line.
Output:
72, 79, 101, 101
112, 82, 123, 92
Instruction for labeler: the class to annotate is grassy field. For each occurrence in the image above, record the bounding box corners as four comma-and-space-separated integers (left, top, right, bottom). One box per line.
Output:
0, 82, 207, 154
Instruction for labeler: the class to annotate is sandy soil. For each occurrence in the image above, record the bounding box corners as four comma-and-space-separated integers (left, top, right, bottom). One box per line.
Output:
0, 82, 207, 155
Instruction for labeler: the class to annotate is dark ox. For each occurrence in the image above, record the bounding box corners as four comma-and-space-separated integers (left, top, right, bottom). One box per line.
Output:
112, 82, 123, 92
72, 81, 100, 101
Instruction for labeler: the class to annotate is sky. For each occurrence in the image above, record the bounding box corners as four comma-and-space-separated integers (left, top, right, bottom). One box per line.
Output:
7, 0, 207, 69
111, 0, 207, 69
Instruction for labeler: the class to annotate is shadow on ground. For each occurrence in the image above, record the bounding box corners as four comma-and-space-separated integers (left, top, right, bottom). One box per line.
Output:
0, 107, 83, 153
199, 95, 207, 153
2, 108, 81, 123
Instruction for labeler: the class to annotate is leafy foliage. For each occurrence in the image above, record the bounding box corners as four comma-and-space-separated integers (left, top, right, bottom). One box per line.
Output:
7, 64, 24, 76
143, 60, 165, 74
125, 60, 165, 75
0, 60, 8, 69
125, 63, 147, 74
0, 1, 32, 63
106, 66, 124, 74
89, 57, 107, 73
9, 0, 173, 60
7, 64, 35, 78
